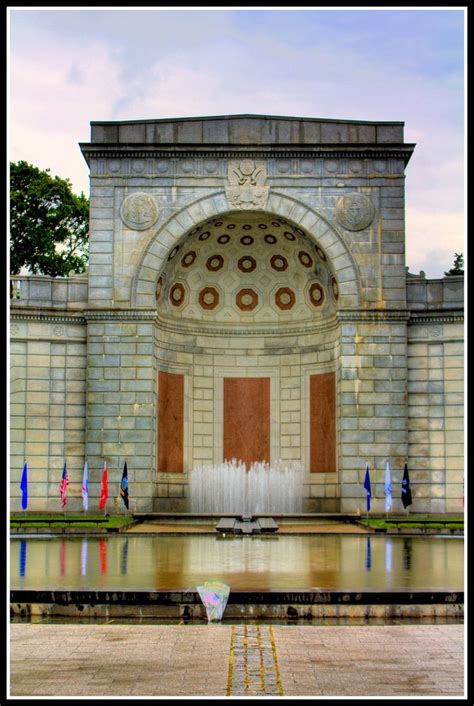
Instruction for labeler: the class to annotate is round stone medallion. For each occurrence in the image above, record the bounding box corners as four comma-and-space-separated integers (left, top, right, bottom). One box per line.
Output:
120, 193, 158, 230
334, 192, 375, 231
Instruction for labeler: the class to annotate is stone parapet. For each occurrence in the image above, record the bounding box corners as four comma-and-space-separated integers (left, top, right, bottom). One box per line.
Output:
10, 274, 88, 309
85, 114, 409, 148
407, 274, 464, 311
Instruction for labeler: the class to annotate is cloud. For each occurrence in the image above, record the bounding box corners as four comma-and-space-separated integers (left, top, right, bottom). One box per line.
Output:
9, 40, 123, 192
405, 207, 465, 277
8, 8, 465, 279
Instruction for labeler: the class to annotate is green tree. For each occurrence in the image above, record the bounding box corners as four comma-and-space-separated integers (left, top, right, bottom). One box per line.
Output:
444, 252, 464, 276
9, 160, 89, 276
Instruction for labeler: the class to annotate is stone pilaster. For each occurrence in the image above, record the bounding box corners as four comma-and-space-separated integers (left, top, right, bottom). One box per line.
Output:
85, 309, 157, 512
337, 310, 409, 512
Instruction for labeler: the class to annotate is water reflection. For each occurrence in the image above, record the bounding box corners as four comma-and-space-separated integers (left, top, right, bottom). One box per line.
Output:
403, 538, 412, 570
81, 539, 88, 577
121, 538, 128, 575
59, 539, 66, 577
99, 539, 107, 576
19, 540, 27, 577
365, 536, 372, 571
385, 537, 393, 573
10, 535, 464, 592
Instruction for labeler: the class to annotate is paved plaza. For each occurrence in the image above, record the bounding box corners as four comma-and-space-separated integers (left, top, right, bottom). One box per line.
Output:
9, 622, 465, 698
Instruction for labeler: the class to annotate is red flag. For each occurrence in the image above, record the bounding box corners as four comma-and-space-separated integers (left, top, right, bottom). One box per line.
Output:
99, 462, 108, 510
60, 462, 69, 508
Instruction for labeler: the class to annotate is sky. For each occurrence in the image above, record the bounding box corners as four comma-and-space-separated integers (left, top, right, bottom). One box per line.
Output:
8, 6, 466, 278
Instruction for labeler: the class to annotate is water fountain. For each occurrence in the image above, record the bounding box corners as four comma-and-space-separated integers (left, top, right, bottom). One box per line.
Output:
188, 459, 305, 515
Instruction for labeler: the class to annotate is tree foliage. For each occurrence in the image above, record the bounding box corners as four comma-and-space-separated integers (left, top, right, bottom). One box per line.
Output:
9, 160, 89, 276
444, 252, 464, 276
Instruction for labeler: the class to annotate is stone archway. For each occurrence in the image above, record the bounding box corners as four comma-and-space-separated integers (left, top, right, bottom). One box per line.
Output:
149, 203, 353, 512
132, 191, 362, 309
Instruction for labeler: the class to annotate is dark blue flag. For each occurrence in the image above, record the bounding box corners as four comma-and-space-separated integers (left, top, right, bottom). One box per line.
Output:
20, 462, 28, 510
401, 463, 413, 508
363, 462, 371, 512
120, 462, 129, 510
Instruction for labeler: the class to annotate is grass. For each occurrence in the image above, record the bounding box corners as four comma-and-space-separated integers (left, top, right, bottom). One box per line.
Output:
10, 513, 135, 529
360, 516, 464, 531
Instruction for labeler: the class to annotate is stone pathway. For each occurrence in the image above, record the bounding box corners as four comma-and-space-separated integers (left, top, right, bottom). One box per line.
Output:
9, 623, 464, 697
227, 624, 283, 696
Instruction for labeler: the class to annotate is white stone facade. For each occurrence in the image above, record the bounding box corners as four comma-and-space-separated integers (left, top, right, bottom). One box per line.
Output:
9, 115, 464, 513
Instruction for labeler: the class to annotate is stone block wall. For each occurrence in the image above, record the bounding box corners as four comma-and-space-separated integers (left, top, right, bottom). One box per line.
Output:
406, 275, 464, 512
337, 313, 409, 513
10, 314, 87, 511
85, 311, 157, 512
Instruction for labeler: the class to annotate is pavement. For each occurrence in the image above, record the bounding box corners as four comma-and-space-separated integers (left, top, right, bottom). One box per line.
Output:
124, 520, 369, 534
9, 622, 465, 698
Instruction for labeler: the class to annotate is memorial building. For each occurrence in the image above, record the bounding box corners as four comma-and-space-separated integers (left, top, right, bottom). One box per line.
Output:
10, 114, 464, 513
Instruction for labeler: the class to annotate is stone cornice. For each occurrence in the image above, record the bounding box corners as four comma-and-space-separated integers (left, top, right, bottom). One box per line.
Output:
84, 308, 158, 322
337, 309, 411, 323
10, 309, 85, 324
81, 143, 414, 165
155, 314, 340, 338
408, 310, 464, 325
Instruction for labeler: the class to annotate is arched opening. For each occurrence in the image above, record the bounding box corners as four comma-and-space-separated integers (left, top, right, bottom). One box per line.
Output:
153, 210, 345, 512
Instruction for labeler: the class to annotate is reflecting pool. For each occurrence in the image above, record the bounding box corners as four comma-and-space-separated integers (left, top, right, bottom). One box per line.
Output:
10, 535, 463, 592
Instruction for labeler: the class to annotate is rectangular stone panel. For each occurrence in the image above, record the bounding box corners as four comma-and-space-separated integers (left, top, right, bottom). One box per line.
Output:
310, 372, 336, 473
158, 371, 184, 473
223, 377, 270, 468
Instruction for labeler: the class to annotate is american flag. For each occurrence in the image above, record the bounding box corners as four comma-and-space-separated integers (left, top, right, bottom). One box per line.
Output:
60, 462, 69, 508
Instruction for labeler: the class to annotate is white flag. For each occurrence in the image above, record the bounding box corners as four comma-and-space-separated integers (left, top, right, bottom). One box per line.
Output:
82, 461, 89, 512
384, 461, 392, 512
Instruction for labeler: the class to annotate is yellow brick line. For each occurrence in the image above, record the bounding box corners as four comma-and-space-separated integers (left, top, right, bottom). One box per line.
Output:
227, 625, 284, 696
244, 625, 249, 691
268, 625, 284, 696
226, 624, 235, 696
257, 625, 266, 692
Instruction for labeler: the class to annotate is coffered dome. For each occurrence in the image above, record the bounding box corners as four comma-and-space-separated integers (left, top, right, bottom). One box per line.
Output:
155, 212, 339, 326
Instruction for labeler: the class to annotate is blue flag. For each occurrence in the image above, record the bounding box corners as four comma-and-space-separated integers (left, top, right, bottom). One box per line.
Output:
20, 462, 28, 510
120, 462, 129, 510
384, 461, 392, 512
363, 462, 371, 512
